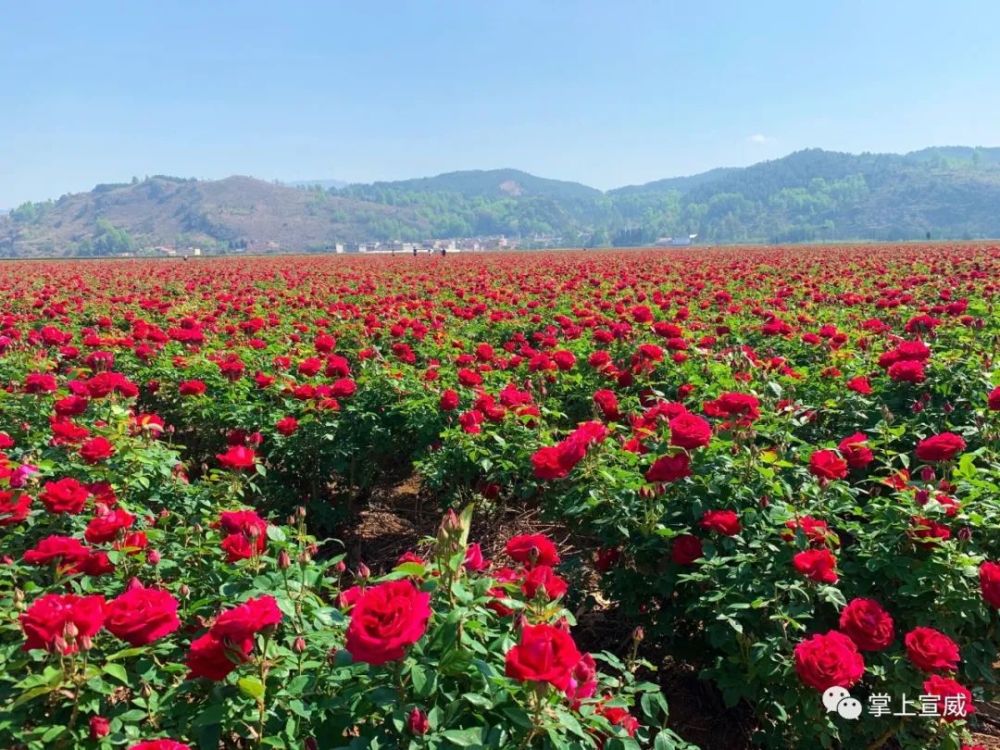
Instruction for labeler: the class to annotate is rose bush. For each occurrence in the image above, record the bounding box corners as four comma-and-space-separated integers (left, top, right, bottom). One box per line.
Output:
0, 245, 998, 749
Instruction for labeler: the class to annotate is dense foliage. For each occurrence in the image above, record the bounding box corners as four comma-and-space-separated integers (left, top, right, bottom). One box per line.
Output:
0, 245, 998, 750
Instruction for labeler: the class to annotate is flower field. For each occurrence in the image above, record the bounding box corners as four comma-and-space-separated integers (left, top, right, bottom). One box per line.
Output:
1, 244, 999, 750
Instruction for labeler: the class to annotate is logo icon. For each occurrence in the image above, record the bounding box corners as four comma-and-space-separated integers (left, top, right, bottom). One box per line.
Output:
822, 686, 862, 720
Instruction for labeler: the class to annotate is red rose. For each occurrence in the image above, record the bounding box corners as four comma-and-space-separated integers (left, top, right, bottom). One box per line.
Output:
915, 433, 966, 463
837, 433, 873, 469
345, 580, 431, 665
593, 389, 620, 421
989, 386, 1000, 411
521, 565, 569, 600
793, 630, 865, 690
671, 534, 703, 565
457, 368, 482, 387
595, 698, 640, 737
904, 626, 960, 672
211, 596, 283, 642
922, 675, 975, 722
275, 416, 298, 436
669, 413, 712, 449
531, 422, 606, 481
838, 598, 894, 651
700, 509, 741, 536
218, 509, 267, 536
0, 490, 32, 526
809, 450, 848, 481
505, 623, 581, 690
185, 631, 252, 680
909, 515, 951, 546
553, 350, 576, 370
702, 392, 761, 422
216, 445, 257, 471
565, 653, 598, 703
85, 507, 135, 544
178, 380, 206, 396
79, 436, 115, 464
130, 741, 192, 750
105, 582, 180, 645
221, 532, 265, 562
439, 389, 460, 411
20, 593, 105, 654
39, 477, 90, 514
80, 551, 116, 576
463, 542, 487, 571
505, 534, 560, 567
594, 547, 621, 572
887, 359, 925, 383
980, 561, 1000, 608
782, 516, 834, 546
51, 419, 90, 445
531, 445, 572, 480
846, 376, 873, 395
793, 548, 838, 584
645, 453, 691, 483
330, 377, 357, 398
23, 534, 90, 569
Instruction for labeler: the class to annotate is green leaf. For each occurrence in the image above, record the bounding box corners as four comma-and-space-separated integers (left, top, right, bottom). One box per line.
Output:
40, 725, 66, 742
238, 676, 266, 700
266, 525, 287, 542
10, 684, 60, 709
103, 663, 130, 684
106, 646, 149, 661
193, 703, 225, 728
410, 664, 428, 696
440, 728, 484, 746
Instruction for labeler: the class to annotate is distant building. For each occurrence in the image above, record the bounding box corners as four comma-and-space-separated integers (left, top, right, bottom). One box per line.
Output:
656, 234, 699, 247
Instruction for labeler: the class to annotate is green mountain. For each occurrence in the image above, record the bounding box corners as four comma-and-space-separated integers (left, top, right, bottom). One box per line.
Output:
608, 147, 1000, 243
3, 147, 1000, 257
0, 175, 433, 257
345, 168, 602, 201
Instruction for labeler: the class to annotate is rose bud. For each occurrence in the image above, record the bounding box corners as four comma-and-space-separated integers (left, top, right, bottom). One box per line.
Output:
147, 549, 161, 565
89, 716, 110, 739
294, 636, 307, 653
278, 549, 292, 569
408, 708, 430, 735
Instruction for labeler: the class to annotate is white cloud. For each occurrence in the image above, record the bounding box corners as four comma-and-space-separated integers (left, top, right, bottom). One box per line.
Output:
747, 133, 775, 145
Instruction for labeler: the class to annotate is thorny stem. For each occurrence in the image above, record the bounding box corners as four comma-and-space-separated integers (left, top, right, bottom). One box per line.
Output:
256, 633, 271, 749
520, 685, 547, 749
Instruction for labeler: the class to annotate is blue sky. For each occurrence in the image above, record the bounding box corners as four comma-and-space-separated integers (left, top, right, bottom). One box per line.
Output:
2, 0, 999, 206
